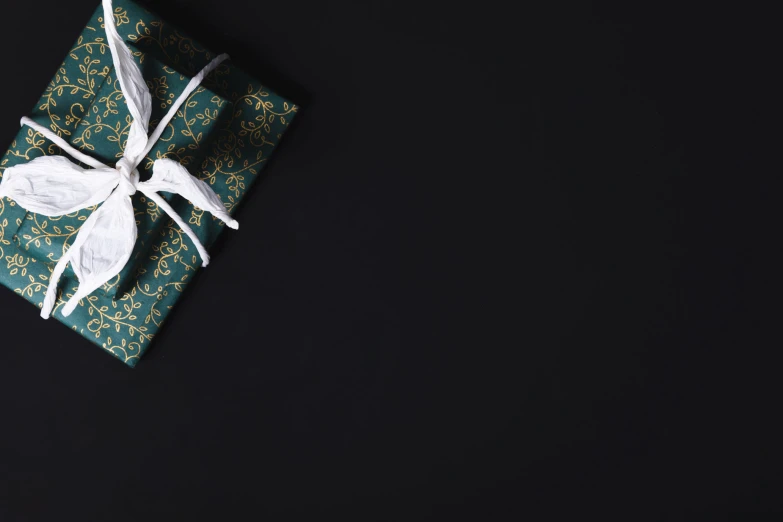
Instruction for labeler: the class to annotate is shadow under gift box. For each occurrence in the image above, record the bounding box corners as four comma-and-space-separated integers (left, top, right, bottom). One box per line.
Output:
11, 47, 234, 299
0, 0, 297, 366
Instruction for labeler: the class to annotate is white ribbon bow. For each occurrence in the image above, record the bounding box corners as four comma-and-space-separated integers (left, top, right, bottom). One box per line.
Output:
0, 0, 237, 319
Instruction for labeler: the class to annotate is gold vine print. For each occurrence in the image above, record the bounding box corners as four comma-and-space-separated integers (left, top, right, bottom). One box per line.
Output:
0, 3, 296, 365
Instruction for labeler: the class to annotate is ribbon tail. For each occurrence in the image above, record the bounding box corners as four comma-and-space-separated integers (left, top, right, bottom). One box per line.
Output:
138, 188, 211, 267
40, 248, 73, 319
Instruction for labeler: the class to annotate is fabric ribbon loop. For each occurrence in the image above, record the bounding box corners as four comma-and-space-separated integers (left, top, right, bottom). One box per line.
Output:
0, 0, 235, 319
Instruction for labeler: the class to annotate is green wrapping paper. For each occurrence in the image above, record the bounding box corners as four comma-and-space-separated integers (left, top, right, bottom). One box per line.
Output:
0, 0, 297, 366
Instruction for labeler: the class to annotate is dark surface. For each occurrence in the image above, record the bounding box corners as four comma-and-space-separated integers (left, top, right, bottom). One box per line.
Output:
0, 0, 771, 519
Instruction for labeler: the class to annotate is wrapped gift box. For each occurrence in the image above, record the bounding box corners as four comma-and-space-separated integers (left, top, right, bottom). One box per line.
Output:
0, 0, 297, 366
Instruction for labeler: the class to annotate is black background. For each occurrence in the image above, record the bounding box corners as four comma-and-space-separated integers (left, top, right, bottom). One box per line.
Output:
0, 0, 773, 519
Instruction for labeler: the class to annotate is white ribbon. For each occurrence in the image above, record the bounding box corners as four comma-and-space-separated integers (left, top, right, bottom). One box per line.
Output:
0, 0, 237, 319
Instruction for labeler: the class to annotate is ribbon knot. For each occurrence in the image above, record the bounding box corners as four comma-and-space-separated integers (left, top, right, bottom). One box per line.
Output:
116, 157, 139, 196
0, 0, 236, 319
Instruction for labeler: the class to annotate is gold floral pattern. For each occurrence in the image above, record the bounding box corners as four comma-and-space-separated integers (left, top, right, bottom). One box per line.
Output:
0, 0, 297, 366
